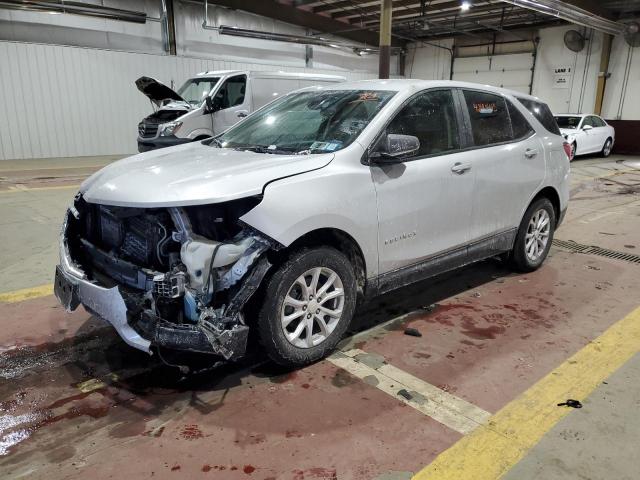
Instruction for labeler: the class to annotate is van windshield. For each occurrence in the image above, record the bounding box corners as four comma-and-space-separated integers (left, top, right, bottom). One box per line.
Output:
214, 89, 396, 154
177, 77, 220, 106
554, 116, 582, 129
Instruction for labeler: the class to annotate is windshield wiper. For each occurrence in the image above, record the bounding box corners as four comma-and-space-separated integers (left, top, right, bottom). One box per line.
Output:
232, 144, 296, 155
208, 137, 223, 147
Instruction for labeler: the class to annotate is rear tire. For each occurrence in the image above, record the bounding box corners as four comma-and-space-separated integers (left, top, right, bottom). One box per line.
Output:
508, 198, 556, 272
256, 247, 356, 367
601, 138, 612, 157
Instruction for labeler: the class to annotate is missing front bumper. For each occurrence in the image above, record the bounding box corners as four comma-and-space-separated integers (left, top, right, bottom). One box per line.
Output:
54, 265, 251, 360
54, 265, 151, 352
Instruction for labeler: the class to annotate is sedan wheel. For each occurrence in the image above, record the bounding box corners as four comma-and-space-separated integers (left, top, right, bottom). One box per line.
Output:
601, 138, 612, 157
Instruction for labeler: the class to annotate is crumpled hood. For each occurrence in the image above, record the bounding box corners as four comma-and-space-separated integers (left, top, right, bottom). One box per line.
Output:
81, 142, 334, 208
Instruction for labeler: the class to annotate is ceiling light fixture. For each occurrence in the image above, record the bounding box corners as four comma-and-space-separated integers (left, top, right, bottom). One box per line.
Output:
461, 1, 471, 11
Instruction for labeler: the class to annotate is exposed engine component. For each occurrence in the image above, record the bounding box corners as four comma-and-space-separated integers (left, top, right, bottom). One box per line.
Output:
153, 268, 186, 298
91, 205, 177, 270
62, 194, 277, 361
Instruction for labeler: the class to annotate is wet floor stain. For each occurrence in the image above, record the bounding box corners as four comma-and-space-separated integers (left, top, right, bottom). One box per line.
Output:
179, 424, 204, 440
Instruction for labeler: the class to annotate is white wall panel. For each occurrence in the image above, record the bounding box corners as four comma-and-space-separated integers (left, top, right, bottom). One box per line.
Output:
532, 25, 601, 115
601, 36, 639, 120
406, 39, 454, 80
0, 41, 379, 160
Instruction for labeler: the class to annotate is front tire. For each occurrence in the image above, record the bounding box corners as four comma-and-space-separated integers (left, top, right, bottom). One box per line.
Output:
508, 198, 556, 272
601, 138, 612, 157
256, 247, 357, 367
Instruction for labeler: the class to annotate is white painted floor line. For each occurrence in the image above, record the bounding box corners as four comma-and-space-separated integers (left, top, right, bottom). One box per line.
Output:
328, 348, 491, 435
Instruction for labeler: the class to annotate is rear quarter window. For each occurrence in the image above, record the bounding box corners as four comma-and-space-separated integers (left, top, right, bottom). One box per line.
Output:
517, 98, 561, 135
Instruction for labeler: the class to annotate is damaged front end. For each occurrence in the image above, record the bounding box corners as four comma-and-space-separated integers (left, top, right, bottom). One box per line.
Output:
54, 194, 276, 361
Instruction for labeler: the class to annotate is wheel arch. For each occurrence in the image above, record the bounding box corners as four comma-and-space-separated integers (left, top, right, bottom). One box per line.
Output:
529, 186, 561, 223
278, 228, 368, 302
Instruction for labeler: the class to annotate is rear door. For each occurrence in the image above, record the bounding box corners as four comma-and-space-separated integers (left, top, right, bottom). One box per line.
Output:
459, 89, 545, 250
212, 74, 250, 132
590, 116, 609, 151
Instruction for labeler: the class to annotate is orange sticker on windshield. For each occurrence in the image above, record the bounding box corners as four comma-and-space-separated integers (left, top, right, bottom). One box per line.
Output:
358, 92, 379, 101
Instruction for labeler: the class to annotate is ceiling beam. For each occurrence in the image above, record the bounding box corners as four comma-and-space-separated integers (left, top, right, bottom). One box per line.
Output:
313, 0, 376, 14
207, 0, 403, 46
348, 0, 489, 24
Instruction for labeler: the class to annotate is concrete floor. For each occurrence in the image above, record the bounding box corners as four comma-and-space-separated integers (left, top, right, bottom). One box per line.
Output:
0, 154, 639, 479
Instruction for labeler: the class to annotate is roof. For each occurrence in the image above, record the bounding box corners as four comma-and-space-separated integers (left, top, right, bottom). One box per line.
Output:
319, 78, 541, 101
554, 113, 590, 117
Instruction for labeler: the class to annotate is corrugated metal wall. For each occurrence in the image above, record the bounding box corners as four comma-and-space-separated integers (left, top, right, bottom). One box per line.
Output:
0, 41, 379, 160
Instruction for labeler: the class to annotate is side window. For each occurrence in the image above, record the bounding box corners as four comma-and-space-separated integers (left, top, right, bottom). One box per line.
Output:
517, 97, 561, 135
385, 89, 460, 158
592, 116, 606, 127
463, 90, 512, 146
507, 100, 534, 140
583, 116, 594, 128
214, 75, 247, 109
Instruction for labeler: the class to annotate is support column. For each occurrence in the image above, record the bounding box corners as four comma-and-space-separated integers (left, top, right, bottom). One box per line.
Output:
378, 0, 392, 79
594, 34, 613, 115
161, 0, 177, 55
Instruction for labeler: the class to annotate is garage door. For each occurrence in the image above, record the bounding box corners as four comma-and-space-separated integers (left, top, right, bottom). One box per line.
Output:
452, 52, 534, 94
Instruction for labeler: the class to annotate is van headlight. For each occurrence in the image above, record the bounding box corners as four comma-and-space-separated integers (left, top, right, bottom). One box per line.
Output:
160, 121, 182, 136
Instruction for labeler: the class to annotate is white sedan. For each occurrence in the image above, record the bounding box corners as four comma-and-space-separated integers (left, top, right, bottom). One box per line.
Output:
554, 114, 615, 161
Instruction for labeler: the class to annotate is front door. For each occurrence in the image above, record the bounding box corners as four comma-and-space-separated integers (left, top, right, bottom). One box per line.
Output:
371, 88, 474, 275
211, 74, 250, 133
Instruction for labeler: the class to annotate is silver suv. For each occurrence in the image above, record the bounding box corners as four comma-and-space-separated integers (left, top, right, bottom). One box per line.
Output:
55, 80, 569, 367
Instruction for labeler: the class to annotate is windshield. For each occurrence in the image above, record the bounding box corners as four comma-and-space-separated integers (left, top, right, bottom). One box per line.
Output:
177, 77, 220, 106
554, 116, 582, 129
215, 89, 396, 154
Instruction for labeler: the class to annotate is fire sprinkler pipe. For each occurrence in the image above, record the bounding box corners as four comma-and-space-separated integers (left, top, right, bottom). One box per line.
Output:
500, 0, 625, 36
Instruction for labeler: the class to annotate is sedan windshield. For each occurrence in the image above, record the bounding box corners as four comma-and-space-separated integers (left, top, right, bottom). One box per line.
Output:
215, 89, 396, 154
554, 116, 582, 129
177, 77, 220, 106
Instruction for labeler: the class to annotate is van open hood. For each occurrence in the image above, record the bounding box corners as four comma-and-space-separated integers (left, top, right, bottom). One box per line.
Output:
80, 142, 334, 208
136, 76, 185, 107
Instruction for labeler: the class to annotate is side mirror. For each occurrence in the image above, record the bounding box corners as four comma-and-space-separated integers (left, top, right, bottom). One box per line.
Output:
582, 124, 593, 131
204, 96, 221, 113
371, 134, 420, 163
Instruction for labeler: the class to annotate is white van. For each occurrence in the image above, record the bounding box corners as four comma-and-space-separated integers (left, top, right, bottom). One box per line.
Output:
136, 70, 346, 152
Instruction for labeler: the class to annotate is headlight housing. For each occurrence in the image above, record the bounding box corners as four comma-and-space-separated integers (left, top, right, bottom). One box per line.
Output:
160, 121, 182, 136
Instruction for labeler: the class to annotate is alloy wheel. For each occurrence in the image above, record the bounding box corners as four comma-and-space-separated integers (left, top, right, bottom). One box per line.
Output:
280, 267, 345, 348
525, 209, 551, 262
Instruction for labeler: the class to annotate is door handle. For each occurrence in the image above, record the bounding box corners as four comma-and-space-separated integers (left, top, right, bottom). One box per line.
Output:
524, 148, 538, 158
236, 111, 248, 118
451, 162, 471, 174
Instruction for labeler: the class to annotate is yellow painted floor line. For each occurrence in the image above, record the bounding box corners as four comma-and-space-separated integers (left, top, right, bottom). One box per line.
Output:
412, 306, 640, 480
0, 284, 54, 303
329, 349, 491, 435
